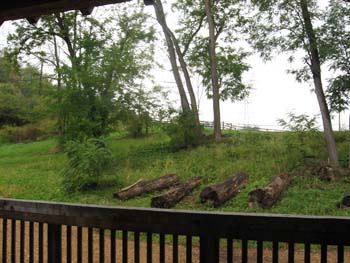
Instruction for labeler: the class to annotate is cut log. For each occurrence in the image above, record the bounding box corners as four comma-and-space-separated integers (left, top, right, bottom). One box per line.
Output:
337, 195, 350, 208
113, 174, 180, 200
248, 173, 291, 209
315, 162, 343, 181
200, 172, 249, 208
151, 176, 202, 208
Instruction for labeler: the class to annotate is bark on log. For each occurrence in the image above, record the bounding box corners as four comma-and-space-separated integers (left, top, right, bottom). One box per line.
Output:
113, 174, 180, 200
151, 176, 202, 208
248, 173, 292, 209
200, 172, 249, 208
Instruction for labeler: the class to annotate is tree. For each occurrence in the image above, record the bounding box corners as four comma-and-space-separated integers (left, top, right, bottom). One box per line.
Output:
0, 53, 54, 127
8, 5, 156, 142
204, 0, 221, 141
152, 0, 200, 126
326, 76, 350, 131
248, 0, 339, 166
173, 0, 250, 141
321, 1, 350, 131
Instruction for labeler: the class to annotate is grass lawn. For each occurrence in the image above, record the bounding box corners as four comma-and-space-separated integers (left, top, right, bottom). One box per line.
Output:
1, 130, 350, 216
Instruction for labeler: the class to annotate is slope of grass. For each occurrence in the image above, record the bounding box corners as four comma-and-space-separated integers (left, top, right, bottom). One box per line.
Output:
1, 130, 350, 216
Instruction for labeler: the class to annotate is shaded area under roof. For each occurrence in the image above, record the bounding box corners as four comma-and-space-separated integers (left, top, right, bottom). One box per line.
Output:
0, 0, 154, 25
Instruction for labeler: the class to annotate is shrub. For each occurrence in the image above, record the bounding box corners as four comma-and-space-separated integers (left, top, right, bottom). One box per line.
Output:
0, 119, 56, 143
62, 138, 114, 193
165, 110, 203, 150
0, 125, 42, 143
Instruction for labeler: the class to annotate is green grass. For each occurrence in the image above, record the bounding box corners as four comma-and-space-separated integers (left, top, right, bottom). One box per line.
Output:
1, 130, 350, 216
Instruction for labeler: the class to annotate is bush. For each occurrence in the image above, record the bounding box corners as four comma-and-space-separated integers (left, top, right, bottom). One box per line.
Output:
126, 112, 152, 138
165, 110, 203, 150
0, 119, 56, 143
62, 138, 114, 193
0, 125, 42, 143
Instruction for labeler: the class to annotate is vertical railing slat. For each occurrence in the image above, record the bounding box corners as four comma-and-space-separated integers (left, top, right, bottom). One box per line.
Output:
288, 242, 294, 263
199, 236, 219, 263
257, 240, 263, 263
134, 232, 140, 263
242, 239, 248, 263
304, 243, 311, 263
38, 223, 43, 263
111, 230, 116, 263
20, 220, 25, 263
273, 241, 279, 263
2, 218, 7, 263
66, 225, 72, 263
147, 232, 152, 263
227, 238, 233, 263
186, 235, 192, 263
99, 229, 105, 263
321, 244, 327, 263
77, 226, 82, 263
159, 233, 165, 263
47, 224, 62, 263
11, 219, 16, 263
122, 230, 128, 263
337, 245, 344, 263
29, 221, 34, 263
173, 234, 178, 263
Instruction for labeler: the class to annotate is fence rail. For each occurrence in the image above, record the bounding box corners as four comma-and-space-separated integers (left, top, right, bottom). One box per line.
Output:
0, 198, 349, 262
199, 121, 283, 132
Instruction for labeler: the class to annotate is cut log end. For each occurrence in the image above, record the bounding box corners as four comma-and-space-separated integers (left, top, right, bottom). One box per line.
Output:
248, 173, 291, 209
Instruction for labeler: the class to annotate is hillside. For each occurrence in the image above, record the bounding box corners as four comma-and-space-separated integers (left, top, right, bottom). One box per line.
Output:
1, 130, 350, 216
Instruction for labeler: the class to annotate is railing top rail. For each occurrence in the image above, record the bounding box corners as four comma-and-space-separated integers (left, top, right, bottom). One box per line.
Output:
0, 198, 349, 244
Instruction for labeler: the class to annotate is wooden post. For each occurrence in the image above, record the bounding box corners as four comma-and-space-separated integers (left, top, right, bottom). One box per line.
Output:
200, 236, 219, 263
47, 224, 61, 263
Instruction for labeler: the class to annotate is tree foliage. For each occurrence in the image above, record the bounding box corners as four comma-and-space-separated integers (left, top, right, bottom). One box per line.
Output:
321, 1, 350, 116
174, 0, 251, 103
0, 53, 54, 128
7, 5, 156, 142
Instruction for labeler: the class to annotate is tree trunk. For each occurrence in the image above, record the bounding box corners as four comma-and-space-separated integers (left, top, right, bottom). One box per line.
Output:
300, 0, 339, 166
248, 173, 291, 209
204, 0, 221, 141
153, 0, 190, 112
113, 174, 180, 200
348, 112, 350, 168
151, 176, 202, 208
200, 172, 249, 207
167, 30, 200, 125
53, 34, 65, 137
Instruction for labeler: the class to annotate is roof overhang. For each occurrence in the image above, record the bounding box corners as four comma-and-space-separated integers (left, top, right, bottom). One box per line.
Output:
0, 0, 154, 26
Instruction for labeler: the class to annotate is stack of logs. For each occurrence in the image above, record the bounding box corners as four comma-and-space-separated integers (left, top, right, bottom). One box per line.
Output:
113, 172, 293, 209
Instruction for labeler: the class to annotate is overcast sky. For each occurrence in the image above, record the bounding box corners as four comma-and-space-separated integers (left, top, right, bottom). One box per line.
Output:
0, 0, 346, 131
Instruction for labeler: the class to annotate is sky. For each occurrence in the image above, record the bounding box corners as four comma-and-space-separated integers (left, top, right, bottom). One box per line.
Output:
0, 0, 346, 131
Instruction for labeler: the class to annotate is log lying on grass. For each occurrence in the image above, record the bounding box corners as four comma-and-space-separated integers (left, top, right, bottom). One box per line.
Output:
315, 162, 343, 182
113, 174, 180, 200
151, 176, 202, 208
248, 173, 291, 209
200, 172, 249, 208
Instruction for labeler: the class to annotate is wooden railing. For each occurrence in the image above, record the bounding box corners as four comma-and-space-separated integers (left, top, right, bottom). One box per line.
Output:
0, 198, 349, 262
